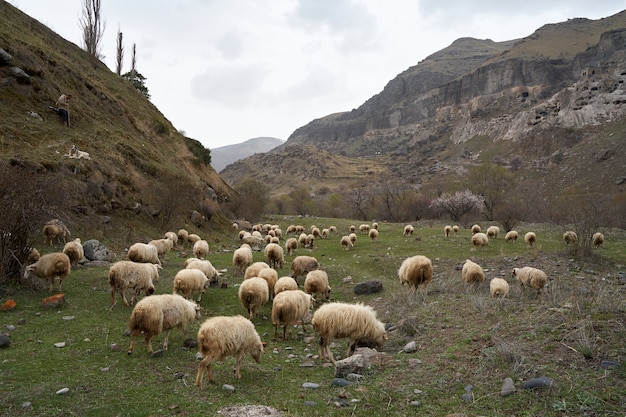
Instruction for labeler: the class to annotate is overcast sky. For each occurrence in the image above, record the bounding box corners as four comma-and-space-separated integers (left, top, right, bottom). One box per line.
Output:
8, 1, 626, 149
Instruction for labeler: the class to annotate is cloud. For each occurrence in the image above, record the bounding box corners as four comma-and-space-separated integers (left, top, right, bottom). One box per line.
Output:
283, 66, 345, 102
215, 31, 245, 60
190, 63, 270, 107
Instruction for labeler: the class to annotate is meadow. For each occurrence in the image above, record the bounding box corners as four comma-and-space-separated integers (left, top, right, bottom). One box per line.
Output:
1, 218, 625, 417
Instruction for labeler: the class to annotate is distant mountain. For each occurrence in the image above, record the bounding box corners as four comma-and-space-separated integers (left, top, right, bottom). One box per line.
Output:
210, 137, 284, 172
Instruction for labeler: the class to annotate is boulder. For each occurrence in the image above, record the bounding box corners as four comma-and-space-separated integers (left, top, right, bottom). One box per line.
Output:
83, 239, 111, 261
334, 354, 369, 378
354, 280, 383, 295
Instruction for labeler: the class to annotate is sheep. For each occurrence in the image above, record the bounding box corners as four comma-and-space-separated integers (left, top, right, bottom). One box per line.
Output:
232, 222, 239, 231
305, 234, 315, 249
329, 226, 337, 233
164, 231, 178, 247
238, 230, 249, 240
372, 222, 379, 230
284, 237, 298, 256
563, 231, 578, 245
444, 225, 452, 237
304, 270, 331, 301
471, 232, 489, 250
149, 238, 173, 258
127, 294, 200, 354
252, 230, 263, 239
290, 255, 320, 283
524, 232, 537, 248
257, 267, 278, 299
244, 261, 270, 280
359, 224, 370, 233
512, 266, 547, 296
128, 242, 162, 266
471, 224, 481, 234
297, 233, 308, 246
42, 219, 71, 245
321, 228, 329, 239
272, 290, 315, 340
185, 259, 220, 285
349, 233, 357, 245
486, 226, 500, 239
177, 228, 189, 247
193, 239, 209, 259
340, 235, 353, 251
461, 259, 485, 284
194, 315, 264, 388
505, 230, 518, 242
188, 233, 201, 245
368, 228, 379, 242
311, 227, 322, 239
490, 278, 510, 298
173, 269, 210, 302
68, 144, 90, 160
403, 224, 414, 237
23, 252, 71, 292
232, 243, 253, 275
264, 242, 284, 269
311, 302, 387, 364
62, 238, 84, 265
108, 261, 159, 308
453, 225, 459, 235
26, 247, 40, 264
274, 276, 299, 296
238, 277, 269, 320
592, 232, 604, 248
398, 255, 433, 292
349, 225, 356, 233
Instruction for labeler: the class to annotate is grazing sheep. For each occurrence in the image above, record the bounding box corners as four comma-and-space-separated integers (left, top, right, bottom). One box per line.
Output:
490, 278, 510, 298
62, 238, 84, 265
274, 276, 299, 296
524, 232, 537, 248
444, 225, 452, 237
403, 224, 414, 237
349, 225, 356, 233
26, 247, 40, 264
238, 230, 249, 240
563, 231, 578, 245
177, 229, 189, 247
164, 231, 178, 247
127, 294, 200, 354
42, 219, 71, 245
188, 233, 201, 245
269, 236, 280, 244
592, 232, 604, 248
471, 232, 489, 250
286, 225, 297, 234
304, 270, 331, 301
23, 252, 71, 292
329, 226, 337, 233
372, 222, 378, 230
108, 261, 160, 308
471, 224, 481, 234
264, 242, 284, 269
311, 227, 322, 239
368, 228, 379, 242
272, 290, 315, 340
232, 243, 253, 274
512, 267, 547, 296
304, 234, 315, 249
349, 233, 357, 245
505, 230, 518, 243
297, 233, 308, 246
284, 237, 298, 256
359, 224, 370, 233
193, 239, 209, 259
311, 302, 387, 364
486, 226, 500, 239
244, 261, 270, 280
232, 222, 239, 231
149, 238, 174, 258
238, 277, 269, 320
453, 225, 459, 235
185, 259, 220, 285
257, 267, 278, 299
291, 255, 320, 283
461, 259, 485, 284
340, 235, 353, 251
173, 269, 210, 302
398, 255, 433, 292
195, 315, 264, 388
128, 242, 162, 266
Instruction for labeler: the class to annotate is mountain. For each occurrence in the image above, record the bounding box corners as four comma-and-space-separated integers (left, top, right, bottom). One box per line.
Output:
221, 12, 626, 217
210, 137, 284, 172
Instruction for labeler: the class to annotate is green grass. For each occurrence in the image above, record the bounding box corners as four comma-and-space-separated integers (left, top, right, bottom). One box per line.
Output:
1, 219, 625, 416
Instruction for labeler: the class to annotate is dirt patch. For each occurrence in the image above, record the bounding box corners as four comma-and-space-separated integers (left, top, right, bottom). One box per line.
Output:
217, 405, 283, 416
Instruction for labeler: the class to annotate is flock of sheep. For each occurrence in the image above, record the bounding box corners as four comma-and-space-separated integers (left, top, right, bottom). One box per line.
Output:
21, 218, 607, 390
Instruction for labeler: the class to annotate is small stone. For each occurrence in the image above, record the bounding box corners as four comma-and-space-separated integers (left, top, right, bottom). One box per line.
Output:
408, 358, 422, 367
331, 378, 351, 387
151, 349, 164, 358
332, 398, 350, 408
100, 367, 110, 372
272, 366, 281, 371
501, 377, 515, 396
54, 342, 65, 348
414, 389, 423, 394
123, 329, 131, 337
461, 393, 473, 402
6, 325, 16, 331
21, 402, 32, 409
56, 387, 69, 395
183, 338, 197, 348
402, 341, 417, 353
464, 384, 473, 393
0, 334, 10, 349
174, 372, 186, 380
1, 299, 16, 311
62, 316, 74, 321
346, 373, 364, 381
300, 361, 314, 367
110, 343, 122, 352
342, 276, 353, 284
17, 319, 26, 325
195, 352, 204, 360
222, 384, 235, 392
41, 294, 65, 308
600, 360, 619, 370
303, 401, 317, 407
409, 401, 421, 407
302, 382, 320, 389
522, 376, 553, 389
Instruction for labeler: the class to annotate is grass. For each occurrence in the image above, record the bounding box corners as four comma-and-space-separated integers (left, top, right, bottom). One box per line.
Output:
1, 218, 625, 416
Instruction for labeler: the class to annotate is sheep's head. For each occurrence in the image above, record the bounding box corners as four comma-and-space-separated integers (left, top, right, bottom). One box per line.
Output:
251, 340, 264, 363
193, 303, 201, 320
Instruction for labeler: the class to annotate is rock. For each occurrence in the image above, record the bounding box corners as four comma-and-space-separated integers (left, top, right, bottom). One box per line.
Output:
353, 280, 383, 295
195, 352, 204, 360
409, 401, 421, 407
83, 240, 111, 261
402, 341, 417, 353
41, 294, 65, 308
303, 401, 317, 407
0, 48, 13, 64
408, 358, 422, 367
56, 387, 69, 395
331, 378, 351, 387
342, 276, 353, 284
183, 338, 197, 348
600, 360, 620, 370
521, 376, 553, 389
6, 325, 16, 331
151, 349, 164, 358
9, 66, 30, 84
100, 367, 110, 372
332, 398, 350, 408
302, 382, 320, 389
346, 373, 364, 382
21, 402, 32, 409
0, 333, 10, 348
222, 384, 235, 392
62, 316, 74, 321
110, 343, 122, 352
1, 299, 16, 311
500, 377, 515, 396
334, 354, 368, 378
54, 342, 66, 348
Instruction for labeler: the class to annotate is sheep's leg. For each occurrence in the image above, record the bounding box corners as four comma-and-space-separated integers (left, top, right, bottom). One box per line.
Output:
195, 356, 214, 388
58, 277, 63, 293
127, 331, 139, 354
234, 353, 243, 378
110, 288, 117, 310
121, 288, 130, 306
162, 329, 171, 350
282, 324, 287, 341
145, 334, 153, 354
326, 345, 336, 364
196, 291, 203, 302
49, 278, 55, 292
248, 308, 254, 321
273, 323, 279, 340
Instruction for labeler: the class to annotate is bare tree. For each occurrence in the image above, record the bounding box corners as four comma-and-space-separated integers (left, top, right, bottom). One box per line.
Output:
429, 190, 483, 222
130, 43, 136, 77
115, 26, 123, 75
80, 0, 106, 59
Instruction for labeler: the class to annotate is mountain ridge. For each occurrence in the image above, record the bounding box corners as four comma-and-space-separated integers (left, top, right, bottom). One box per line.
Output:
210, 137, 284, 172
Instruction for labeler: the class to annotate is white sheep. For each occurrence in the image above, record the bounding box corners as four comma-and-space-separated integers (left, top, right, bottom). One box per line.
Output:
264, 242, 284, 269
127, 294, 200, 354
512, 266, 547, 296
62, 238, 84, 265
272, 289, 315, 340
372, 222, 379, 230
108, 261, 160, 308
193, 239, 209, 259
173, 269, 210, 302
563, 231, 577, 245
297, 233, 308, 246
304, 234, 315, 249
505, 230, 518, 242
274, 276, 299, 297
284, 237, 298, 256
238, 277, 269, 320
42, 219, 71, 245
311, 302, 387, 364
68, 144, 90, 160
286, 225, 297, 234
349, 225, 356, 233
359, 224, 370, 233
164, 231, 178, 247
195, 315, 264, 388
403, 224, 414, 237
321, 228, 329, 239
177, 228, 189, 247
311, 227, 322, 239
148, 238, 173, 258
244, 261, 270, 280
486, 226, 500, 239
490, 278, 510, 298
368, 228, 379, 242
185, 258, 220, 285
23, 252, 71, 292
290, 255, 320, 283
257, 267, 278, 299
453, 225, 459, 235
444, 225, 452, 237
128, 242, 162, 266
232, 222, 239, 231
304, 270, 331, 301
471, 224, 481, 234
471, 232, 489, 250
524, 232, 537, 248
349, 233, 357, 244
398, 255, 433, 292
232, 243, 253, 275
329, 226, 337, 233
340, 235, 353, 251
188, 233, 201, 245
461, 259, 485, 284
592, 232, 604, 247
